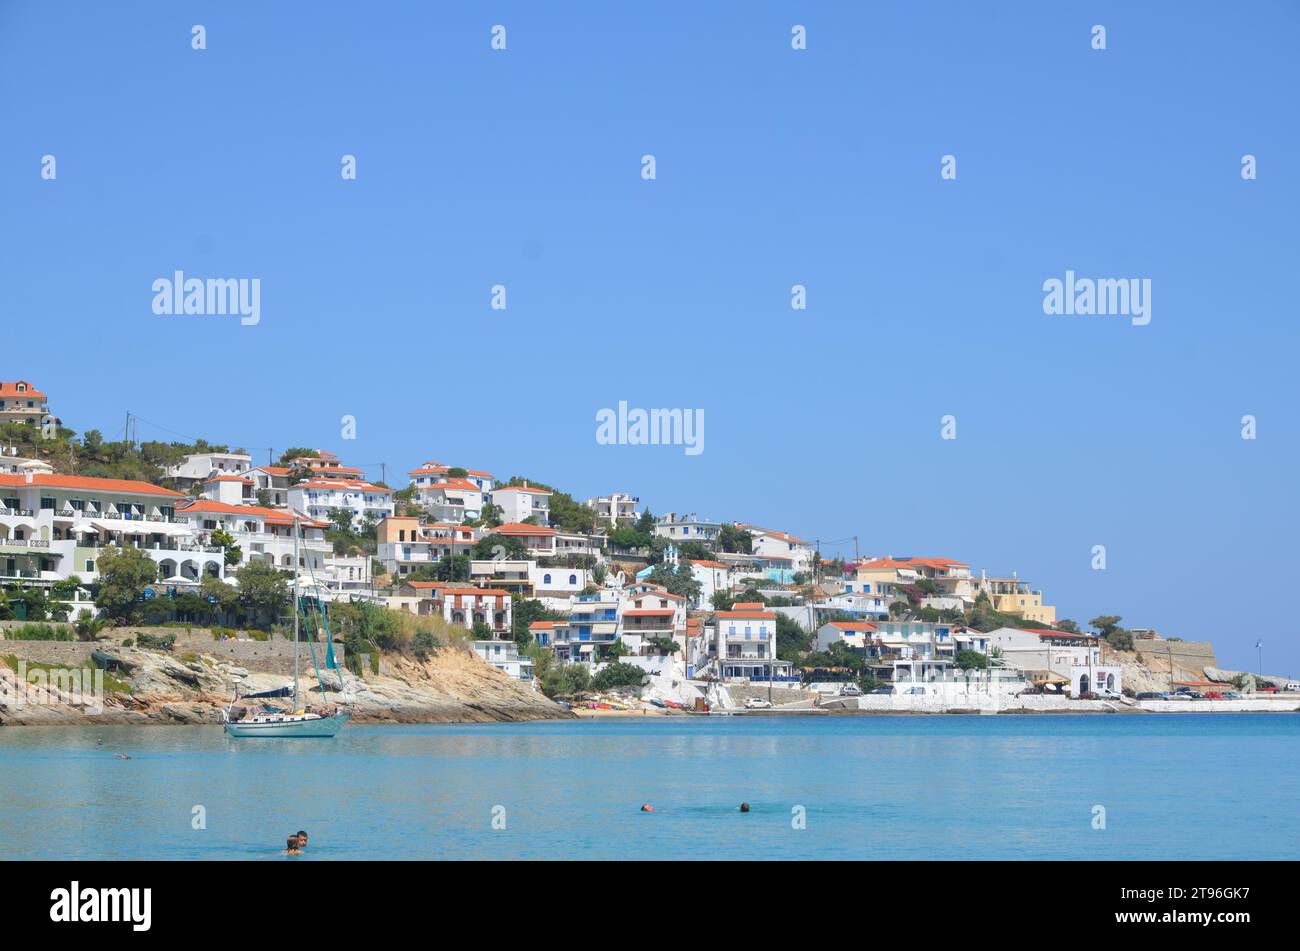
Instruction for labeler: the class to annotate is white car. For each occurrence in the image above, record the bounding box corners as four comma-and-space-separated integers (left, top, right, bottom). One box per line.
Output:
1285, 683, 1300, 693
744, 697, 772, 710
838, 684, 863, 697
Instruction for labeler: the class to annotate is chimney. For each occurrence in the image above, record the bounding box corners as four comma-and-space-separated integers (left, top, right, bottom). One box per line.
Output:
25, 471, 34, 484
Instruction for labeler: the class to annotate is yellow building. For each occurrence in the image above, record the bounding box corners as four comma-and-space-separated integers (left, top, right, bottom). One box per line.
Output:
979, 574, 1056, 625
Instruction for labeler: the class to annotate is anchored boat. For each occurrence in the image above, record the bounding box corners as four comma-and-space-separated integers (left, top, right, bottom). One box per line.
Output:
223, 516, 350, 738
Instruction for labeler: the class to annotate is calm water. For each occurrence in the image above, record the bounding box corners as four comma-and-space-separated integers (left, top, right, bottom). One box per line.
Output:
1, 715, 1295, 860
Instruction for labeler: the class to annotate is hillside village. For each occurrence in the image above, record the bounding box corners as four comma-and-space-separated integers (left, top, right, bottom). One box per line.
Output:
1, 378, 1289, 714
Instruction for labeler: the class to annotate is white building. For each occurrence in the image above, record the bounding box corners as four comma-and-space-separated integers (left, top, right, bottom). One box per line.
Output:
164, 450, 253, 491
985, 626, 1120, 697
0, 449, 54, 476
473, 639, 535, 684
490, 484, 551, 526
707, 604, 792, 682
289, 477, 394, 527
409, 462, 494, 494
415, 478, 485, 523
654, 512, 721, 547
175, 500, 330, 573
689, 559, 731, 608
740, 525, 815, 576
398, 583, 513, 635
584, 492, 640, 526
244, 465, 291, 507
0, 472, 224, 585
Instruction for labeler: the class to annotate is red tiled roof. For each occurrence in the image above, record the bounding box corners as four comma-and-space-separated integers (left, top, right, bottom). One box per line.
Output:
176, 500, 326, 527
691, 559, 728, 569
624, 609, 674, 617
828, 621, 878, 631
495, 522, 556, 536
493, 486, 551, 495
0, 381, 47, 399
716, 610, 776, 620
0, 473, 181, 497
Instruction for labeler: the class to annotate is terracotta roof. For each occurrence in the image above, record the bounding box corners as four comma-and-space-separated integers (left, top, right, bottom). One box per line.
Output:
691, 559, 728, 569
738, 524, 809, 545
529, 620, 560, 630
204, 474, 253, 484
827, 621, 878, 631
733, 601, 765, 610
624, 609, 675, 617
422, 478, 481, 493
176, 500, 326, 527
495, 522, 557, 536
715, 610, 776, 620
0, 381, 47, 399
296, 478, 391, 494
0, 473, 181, 497
634, 591, 685, 602
492, 486, 551, 495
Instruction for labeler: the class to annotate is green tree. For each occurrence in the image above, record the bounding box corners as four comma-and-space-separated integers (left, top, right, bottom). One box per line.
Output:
234, 560, 290, 627
592, 662, 648, 691
955, 649, 988, 670
718, 524, 753, 554
211, 527, 243, 567
73, 609, 107, 642
94, 546, 159, 622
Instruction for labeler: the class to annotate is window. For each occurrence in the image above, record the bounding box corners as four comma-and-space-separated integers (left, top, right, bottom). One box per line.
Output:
543, 573, 552, 585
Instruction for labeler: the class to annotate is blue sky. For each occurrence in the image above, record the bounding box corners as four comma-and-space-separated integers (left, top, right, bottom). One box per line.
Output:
2, 2, 1297, 673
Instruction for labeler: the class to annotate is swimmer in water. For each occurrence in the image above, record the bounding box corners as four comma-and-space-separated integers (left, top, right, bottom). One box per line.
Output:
739, 802, 750, 813
296, 830, 308, 849
640, 804, 654, 812
285, 835, 302, 855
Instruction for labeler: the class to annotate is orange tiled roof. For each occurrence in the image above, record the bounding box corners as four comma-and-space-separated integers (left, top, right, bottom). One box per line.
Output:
495, 522, 556, 536
0, 473, 181, 497
176, 499, 326, 527
0, 381, 47, 400
715, 610, 776, 620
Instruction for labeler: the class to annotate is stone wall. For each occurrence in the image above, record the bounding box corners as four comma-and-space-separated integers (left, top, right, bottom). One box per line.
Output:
0, 626, 344, 678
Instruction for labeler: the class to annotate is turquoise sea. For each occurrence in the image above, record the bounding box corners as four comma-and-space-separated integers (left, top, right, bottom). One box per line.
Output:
1, 715, 1295, 860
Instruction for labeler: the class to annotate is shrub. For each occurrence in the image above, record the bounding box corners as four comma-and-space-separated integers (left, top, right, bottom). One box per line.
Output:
592, 662, 648, 691
136, 631, 177, 652
7, 623, 73, 641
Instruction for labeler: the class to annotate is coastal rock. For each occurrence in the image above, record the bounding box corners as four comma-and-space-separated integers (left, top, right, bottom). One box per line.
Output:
2, 639, 571, 727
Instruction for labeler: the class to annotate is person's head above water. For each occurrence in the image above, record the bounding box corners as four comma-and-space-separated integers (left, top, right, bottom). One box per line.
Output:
296, 830, 308, 846
286, 835, 301, 853
640, 804, 654, 812
739, 802, 750, 812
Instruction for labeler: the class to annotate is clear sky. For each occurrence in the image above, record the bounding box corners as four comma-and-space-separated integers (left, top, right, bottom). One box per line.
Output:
2, 2, 1297, 674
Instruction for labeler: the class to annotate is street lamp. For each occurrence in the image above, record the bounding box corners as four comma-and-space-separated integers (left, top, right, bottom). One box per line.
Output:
1256, 640, 1263, 678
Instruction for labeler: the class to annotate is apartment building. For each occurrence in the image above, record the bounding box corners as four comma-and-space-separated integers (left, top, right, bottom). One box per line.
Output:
163, 450, 253, 492
490, 484, 551, 526
706, 603, 793, 682
740, 525, 815, 576
415, 478, 484, 523
495, 522, 557, 555
408, 462, 494, 494
975, 571, 1057, 624
376, 516, 477, 577
584, 492, 639, 526
0, 472, 222, 585
0, 381, 55, 427
288, 477, 393, 527
653, 512, 721, 547
174, 499, 330, 573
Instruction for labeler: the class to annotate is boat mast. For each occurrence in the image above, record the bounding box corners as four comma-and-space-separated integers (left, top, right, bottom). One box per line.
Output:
292, 514, 300, 709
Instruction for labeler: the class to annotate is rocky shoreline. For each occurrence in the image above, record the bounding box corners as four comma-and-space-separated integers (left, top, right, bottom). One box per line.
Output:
0, 640, 573, 727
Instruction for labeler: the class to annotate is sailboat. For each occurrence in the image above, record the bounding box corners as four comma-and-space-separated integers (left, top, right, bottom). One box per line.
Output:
223, 515, 351, 738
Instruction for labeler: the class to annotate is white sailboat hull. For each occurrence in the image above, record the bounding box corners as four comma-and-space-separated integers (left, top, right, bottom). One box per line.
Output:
223, 711, 350, 738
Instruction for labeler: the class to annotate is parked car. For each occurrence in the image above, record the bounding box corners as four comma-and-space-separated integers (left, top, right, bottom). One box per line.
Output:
1225, 692, 1243, 699
838, 684, 863, 697
744, 697, 772, 710
1135, 692, 1164, 700
1203, 691, 1225, 700
872, 687, 895, 695
1285, 682, 1300, 693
